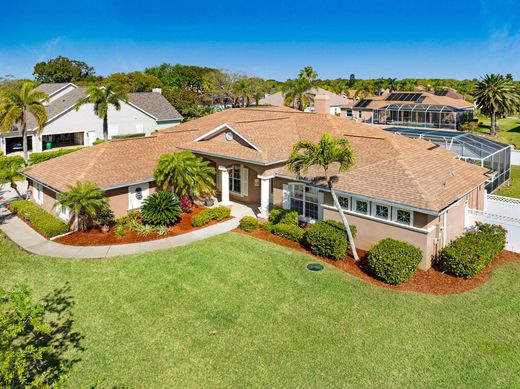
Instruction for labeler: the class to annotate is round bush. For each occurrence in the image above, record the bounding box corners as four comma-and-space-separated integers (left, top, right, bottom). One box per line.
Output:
303, 220, 356, 261
367, 238, 423, 285
261, 221, 273, 232
272, 223, 305, 242
141, 191, 181, 226
268, 208, 299, 226
239, 216, 259, 232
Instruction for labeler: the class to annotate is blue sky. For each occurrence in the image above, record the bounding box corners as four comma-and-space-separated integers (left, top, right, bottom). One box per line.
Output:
0, 0, 519, 80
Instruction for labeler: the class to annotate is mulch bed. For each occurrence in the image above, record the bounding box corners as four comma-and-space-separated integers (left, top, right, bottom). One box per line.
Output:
235, 228, 520, 295
55, 206, 232, 246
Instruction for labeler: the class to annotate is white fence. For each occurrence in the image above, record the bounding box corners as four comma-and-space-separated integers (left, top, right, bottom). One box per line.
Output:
511, 150, 520, 166
486, 194, 520, 218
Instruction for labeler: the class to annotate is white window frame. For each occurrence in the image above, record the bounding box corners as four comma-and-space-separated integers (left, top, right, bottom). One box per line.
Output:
372, 202, 391, 221
128, 183, 150, 210
228, 164, 248, 197
354, 198, 369, 215
393, 208, 413, 226
285, 183, 322, 220
33, 183, 43, 205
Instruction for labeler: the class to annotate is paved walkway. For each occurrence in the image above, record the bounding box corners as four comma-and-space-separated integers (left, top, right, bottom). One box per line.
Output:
0, 189, 256, 259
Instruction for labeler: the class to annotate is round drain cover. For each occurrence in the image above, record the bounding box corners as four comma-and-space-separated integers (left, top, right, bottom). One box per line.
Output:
307, 263, 324, 271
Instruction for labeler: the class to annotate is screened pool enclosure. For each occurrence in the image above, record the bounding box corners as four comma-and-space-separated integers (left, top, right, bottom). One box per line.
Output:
374, 104, 473, 129
384, 127, 512, 192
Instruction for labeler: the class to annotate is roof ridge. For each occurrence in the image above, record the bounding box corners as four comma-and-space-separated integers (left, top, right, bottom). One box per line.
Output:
394, 157, 436, 209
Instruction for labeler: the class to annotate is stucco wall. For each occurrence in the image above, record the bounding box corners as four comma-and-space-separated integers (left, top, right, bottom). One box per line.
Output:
105, 182, 158, 218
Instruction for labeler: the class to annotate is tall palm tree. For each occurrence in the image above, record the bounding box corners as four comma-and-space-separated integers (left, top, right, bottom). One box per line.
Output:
233, 78, 253, 107
386, 78, 398, 93
287, 133, 359, 260
74, 83, 128, 141
473, 74, 520, 136
55, 181, 108, 231
354, 83, 373, 100
0, 82, 48, 165
283, 79, 315, 111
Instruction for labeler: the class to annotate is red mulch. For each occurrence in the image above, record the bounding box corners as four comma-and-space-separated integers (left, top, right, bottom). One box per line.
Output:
55, 206, 232, 246
235, 228, 520, 295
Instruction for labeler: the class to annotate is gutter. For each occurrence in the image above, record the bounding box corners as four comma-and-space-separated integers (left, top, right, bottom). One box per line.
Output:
176, 148, 288, 167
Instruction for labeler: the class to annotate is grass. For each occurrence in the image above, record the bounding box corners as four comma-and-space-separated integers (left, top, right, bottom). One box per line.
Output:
496, 165, 520, 198
1, 232, 519, 387
474, 116, 520, 148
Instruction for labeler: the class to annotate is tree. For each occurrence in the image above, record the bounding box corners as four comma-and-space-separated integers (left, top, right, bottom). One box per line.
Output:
144, 63, 216, 90
154, 151, 215, 201
0, 162, 24, 198
74, 83, 128, 141
233, 77, 253, 107
299, 66, 318, 83
0, 82, 48, 165
354, 82, 374, 100
473, 74, 520, 136
55, 181, 108, 231
349, 74, 356, 87
162, 86, 204, 119
283, 78, 315, 110
287, 133, 359, 260
386, 78, 398, 92
105, 71, 163, 93
33, 56, 95, 83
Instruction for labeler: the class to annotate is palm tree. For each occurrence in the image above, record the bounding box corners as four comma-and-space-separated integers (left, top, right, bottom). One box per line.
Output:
74, 83, 128, 141
55, 181, 108, 231
287, 133, 359, 260
154, 151, 215, 201
473, 74, 520, 136
0, 162, 24, 198
386, 78, 398, 93
233, 78, 253, 107
0, 82, 49, 165
283, 79, 315, 111
354, 83, 373, 100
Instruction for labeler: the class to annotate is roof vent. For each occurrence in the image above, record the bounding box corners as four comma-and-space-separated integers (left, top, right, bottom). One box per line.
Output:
225, 131, 234, 141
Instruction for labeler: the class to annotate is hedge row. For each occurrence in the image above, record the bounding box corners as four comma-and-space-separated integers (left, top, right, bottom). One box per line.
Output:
268, 208, 298, 226
192, 207, 231, 227
239, 216, 259, 232
10, 200, 68, 238
111, 133, 146, 140
0, 156, 24, 170
28, 147, 84, 165
273, 223, 305, 242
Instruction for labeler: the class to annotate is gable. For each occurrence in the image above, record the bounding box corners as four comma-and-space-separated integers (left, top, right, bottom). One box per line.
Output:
194, 124, 262, 152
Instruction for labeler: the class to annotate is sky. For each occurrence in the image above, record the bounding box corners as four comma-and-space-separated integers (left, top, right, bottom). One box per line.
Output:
0, 0, 519, 81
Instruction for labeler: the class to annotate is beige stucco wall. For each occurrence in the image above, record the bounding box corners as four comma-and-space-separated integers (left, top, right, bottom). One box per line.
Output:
105, 182, 158, 218
27, 180, 62, 219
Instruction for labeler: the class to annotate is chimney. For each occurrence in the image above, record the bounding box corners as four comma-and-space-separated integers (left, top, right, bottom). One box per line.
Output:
314, 94, 330, 114
152, 88, 162, 94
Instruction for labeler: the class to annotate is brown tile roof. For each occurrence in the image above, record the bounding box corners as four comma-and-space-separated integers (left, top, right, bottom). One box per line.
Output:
342, 91, 473, 110
23, 106, 488, 212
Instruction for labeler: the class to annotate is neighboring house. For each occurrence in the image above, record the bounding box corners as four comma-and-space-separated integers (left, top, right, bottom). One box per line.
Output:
0, 83, 183, 155
259, 87, 352, 115
22, 104, 489, 270
342, 91, 474, 129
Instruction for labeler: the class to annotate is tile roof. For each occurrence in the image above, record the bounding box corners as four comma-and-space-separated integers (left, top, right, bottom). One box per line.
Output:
34, 83, 72, 96
259, 87, 352, 107
342, 91, 473, 110
23, 106, 488, 212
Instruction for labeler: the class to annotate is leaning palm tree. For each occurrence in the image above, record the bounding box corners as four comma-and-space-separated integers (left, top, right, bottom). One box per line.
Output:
0, 82, 48, 165
287, 133, 359, 260
55, 181, 108, 231
74, 83, 128, 141
473, 74, 520, 136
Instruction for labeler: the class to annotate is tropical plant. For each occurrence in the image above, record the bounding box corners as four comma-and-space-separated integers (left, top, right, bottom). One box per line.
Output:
233, 77, 253, 107
141, 191, 182, 226
55, 181, 108, 231
74, 83, 128, 141
0, 161, 24, 198
154, 151, 215, 201
282, 66, 318, 111
473, 74, 520, 136
287, 133, 359, 260
0, 82, 49, 165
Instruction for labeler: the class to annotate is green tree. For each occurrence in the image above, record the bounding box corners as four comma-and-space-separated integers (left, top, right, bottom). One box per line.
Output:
55, 181, 108, 231
287, 133, 359, 260
74, 83, 128, 141
0, 82, 48, 165
0, 162, 24, 198
473, 74, 520, 136
233, 77, 253, 107
33, 56, 95, 83
144, 63, 216, 90
105, 71, 163, 93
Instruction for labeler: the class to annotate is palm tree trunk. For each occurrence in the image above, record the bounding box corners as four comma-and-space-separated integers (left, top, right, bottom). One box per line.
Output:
328, 182, 359, 260
10, 182, 22, 198
103, 114, 109, 141
21, 111, 29, 166
490, 110, 497, 136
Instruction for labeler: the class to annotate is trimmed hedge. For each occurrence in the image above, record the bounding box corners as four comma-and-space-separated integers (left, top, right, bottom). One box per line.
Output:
28, 147, 84, 165
239, 216, 259, 232
112, 133, 146, 140
303, 220, 357, 261
261, 221, 273, 232
272, 223, 305, 242
268, 208, 299, 226
10, 200, 68, 238
0, 156, 24, 170
192, 206, 231, 227
367, 238, 423, 285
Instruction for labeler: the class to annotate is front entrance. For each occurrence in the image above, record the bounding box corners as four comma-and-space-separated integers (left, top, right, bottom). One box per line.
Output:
5, 136, 32, 154
42, 132, 84, 150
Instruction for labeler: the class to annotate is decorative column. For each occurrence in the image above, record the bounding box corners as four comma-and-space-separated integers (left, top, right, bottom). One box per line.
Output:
219, 166, 231, 205
257, 175, 272, 219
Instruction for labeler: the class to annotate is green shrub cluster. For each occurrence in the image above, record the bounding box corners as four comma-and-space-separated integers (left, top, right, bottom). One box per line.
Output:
367, 238, 423, 285
111, 133, 146, 140
0, 156, 24, 170
114, 210, 170, 237
272, 223, 305, 242
141, 191, 181, 226
268, 208, 299, 226
92, 140, 105, 145
28, 148, 84, 165
261, 221, 273, 232
439, 224, 506, 278
303, 220, 356, 261
239, 216, 259, 232
191, 207, 231, 227
10, 200, 68, 238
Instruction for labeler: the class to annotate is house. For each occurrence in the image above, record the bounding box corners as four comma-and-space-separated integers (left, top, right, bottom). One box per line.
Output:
259, 87, 352, 115
0, 83, 183, 155
342, 91, 474, 129
22, 103, 489, 270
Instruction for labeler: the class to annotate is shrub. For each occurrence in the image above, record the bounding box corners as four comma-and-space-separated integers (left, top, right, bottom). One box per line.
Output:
191, 206, 231, 227
180, 196, 191, 213
475, 222, 507, 254
239, 216, 259, 232
92, 139, 105, 145
191, 212, 212, 227
261, 221, 273, 232
208, 206, 231, 221
114, 224, 126, 237
95, 205, 115, 227
134, 223, 155, 236
10, 200, 68, 238
439, 232, 501, 278
272, 223, 305, 242
28, 148, 84, 165
303, 220, 357, 261
0, 156, 24, 170
268, 208, 299, 226
141, 191, 181, 226
111, 133, 145, 140
367, 238, 423, 285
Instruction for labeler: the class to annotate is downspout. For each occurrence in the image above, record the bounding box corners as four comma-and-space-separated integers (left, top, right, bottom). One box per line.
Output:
442, 210, 448, 248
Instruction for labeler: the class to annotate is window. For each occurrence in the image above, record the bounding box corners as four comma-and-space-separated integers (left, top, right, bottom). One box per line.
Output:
355, 199, 368, 214
373, 204, 390, 220
287, 184, 320, 220
229, 165, 241, 194
395, 209, 412, 226
338, 196, 350, 210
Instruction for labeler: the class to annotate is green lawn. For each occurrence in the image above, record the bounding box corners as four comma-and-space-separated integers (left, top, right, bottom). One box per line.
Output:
474, 116, 520, 148
496, 165, 520, 198
1, 232, 519, 388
